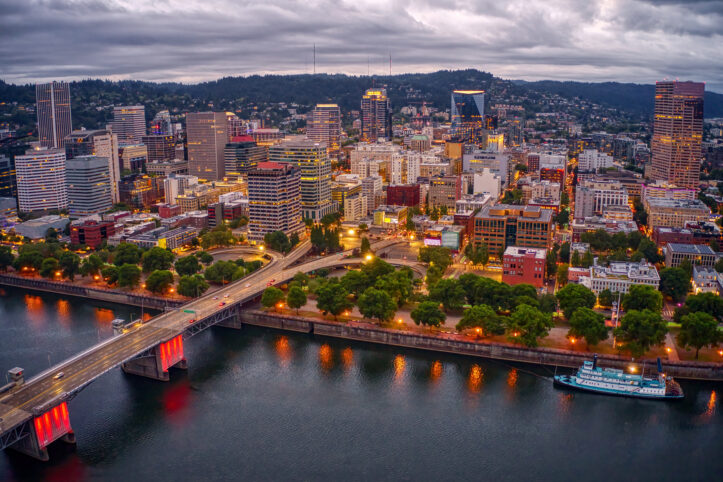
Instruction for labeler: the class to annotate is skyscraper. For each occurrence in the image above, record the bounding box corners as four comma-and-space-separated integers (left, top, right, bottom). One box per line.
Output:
112, 105, 146, 144
142, 134, 176, 163
36, 81, 72, 148
64, 129, 121, 203
187, 112, 228, 181
224, 136, 268, 180
307, 104, 341, 156
269, 140, 333, 221
361, 88, 392, 141
0, 155, 16, 198
15, 148, 68, 212
650, 81, 705, 189
66, 156, 112, 217
451, 90, 485, 143
247, 162, 303, 242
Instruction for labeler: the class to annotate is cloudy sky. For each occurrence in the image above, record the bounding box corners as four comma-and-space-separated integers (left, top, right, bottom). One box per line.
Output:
1, 0, 722, 91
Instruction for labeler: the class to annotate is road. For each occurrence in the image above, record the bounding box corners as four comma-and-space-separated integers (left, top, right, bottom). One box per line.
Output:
0, 238, 405, 443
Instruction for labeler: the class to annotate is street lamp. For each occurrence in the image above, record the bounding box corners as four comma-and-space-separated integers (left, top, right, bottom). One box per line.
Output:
365, 254, 373, 261
348, 229, 355, 236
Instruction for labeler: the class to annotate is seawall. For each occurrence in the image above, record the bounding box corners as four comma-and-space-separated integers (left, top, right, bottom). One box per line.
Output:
0, 274, 184, 310
239, 310, 723, 381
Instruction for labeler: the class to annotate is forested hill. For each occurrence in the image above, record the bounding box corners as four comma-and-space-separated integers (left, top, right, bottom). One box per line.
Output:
1, 69, 722, 118
516, 80, 723, 118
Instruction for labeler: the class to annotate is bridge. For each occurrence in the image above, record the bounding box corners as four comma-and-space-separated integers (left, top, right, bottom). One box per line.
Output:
0, 238, 413, 461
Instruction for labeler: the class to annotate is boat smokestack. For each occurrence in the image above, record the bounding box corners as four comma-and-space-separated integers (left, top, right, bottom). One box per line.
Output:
592, 354, 598, 370
657, 358, 663, 373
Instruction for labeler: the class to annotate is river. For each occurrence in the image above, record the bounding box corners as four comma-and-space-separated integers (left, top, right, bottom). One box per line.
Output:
0, 287, 720, 481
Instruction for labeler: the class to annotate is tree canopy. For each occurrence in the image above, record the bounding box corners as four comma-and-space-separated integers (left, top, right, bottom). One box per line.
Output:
410, 301, 446, 328
567, 307, 609, 348
615, 309, 667, 357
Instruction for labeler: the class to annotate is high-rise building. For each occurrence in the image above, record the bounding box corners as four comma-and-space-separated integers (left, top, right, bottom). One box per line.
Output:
187, 112, 228, 181
307, 104, 341, 156
650, 81, 705, 189
149, 110, 173, 135
112, 106, 146, 144
450, 90, 485, 143
247, 162, 303, 242
269, 140, 333, 221
361, 89, 392, 141
36, 82, 72, 148
428, 175, 461, 210
15, 148, 68, 212
0, 155, 17, 198
64, 129, 121, 203
142, 135, 176, 163
119, 144, 148, 172
224, 136, 268, 180
574, 180, 629, 219
66, 156, 112, 217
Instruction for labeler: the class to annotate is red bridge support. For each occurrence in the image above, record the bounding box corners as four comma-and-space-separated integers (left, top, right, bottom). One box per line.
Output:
122, 335, 186, 381
9, 402, 75, 461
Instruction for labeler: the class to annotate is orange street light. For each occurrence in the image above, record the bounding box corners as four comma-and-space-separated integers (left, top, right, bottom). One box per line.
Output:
365, 254, 373, 261
258, 245, 265, 251
397, 318, 403, 324
348, 229, 355, 236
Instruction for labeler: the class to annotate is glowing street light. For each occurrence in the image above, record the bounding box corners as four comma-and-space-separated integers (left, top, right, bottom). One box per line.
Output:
259, 245, 265, 251
348, 229, 355, 236
365, 254, 373, 261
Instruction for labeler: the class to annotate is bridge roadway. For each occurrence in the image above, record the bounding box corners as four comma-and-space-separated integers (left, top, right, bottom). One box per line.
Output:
0, 238, 409, 446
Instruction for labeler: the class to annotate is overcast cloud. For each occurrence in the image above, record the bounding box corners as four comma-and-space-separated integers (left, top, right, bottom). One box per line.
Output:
1, 0, 721, 91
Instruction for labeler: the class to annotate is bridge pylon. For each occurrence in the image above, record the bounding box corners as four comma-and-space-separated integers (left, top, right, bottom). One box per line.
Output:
122, 335, 185, 381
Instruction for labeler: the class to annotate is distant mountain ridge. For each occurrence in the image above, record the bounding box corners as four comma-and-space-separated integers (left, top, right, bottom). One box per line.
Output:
514, 79, 723, 119
1, 70, 722, 119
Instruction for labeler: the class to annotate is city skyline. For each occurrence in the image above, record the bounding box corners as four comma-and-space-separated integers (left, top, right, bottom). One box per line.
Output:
1, 0, 722, 91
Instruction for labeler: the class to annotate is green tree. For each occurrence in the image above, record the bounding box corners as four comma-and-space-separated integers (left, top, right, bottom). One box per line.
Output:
622, 285, 663, 313
292, 271, 310, 287
615, 309, 667, 357
177, 275, 209, 298
418, 246, 453, 272
556, 283, 596, 319
261, 287, 285, 310
290, 232, 300, 248
204, 260, 239, 284
197, 251, 214, 265
101, 265, 119, 285
40, 258, 60, 279
425, 265, 444, 286
340, 271, 370, 298
145, 270, 174, 294
58, 252, 81, 280
405, 217, 416, 232
538, 293, 558, 313
636, 238, 660, 263
410, 301, 446, 328
557, 263, 569, 284
357, 287, 396, 323
375, 270, 413, 307
683, 292, 723, 321
505, 304, 554, 347
567, 307, 609, 348
201, 226, 235, 250
80, 254, 104, 277
677, 312, 721, 359
14, 251, 44, 272
118, 264, 142, 288
456, 304, 505, 335
315, 282, 353, 320
659, 267, 691, 302
141, 247, 175, 273
597, 289, 614, 308
715, 258, 723, 273
678, 258, 694, 279
428, 278, 466, 312
360, 257, 395, 284
0, 246, 15, 270
287, 286, 307, 314
360, 236, 371, 255
546, 250, 558, 277
113, 243, 142, 266
570, 250, 581, 267
553, 209, 569, 228
559, 242, 570, 263
174, 255, 201, 276
264, 230, 292, 254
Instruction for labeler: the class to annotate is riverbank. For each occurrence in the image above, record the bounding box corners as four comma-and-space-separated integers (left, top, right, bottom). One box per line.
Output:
239, 310, 723, 381
0, 273, 185, 310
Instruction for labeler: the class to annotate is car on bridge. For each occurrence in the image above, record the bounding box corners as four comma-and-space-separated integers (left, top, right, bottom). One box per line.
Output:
53, 372, 64, 380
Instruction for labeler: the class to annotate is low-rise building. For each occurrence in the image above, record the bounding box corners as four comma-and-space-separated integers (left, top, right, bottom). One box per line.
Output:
580, 261, 660, 295
691, 266, 720, 295
14, 215, 69, 240
663, 243, 717, 268
571, 216, 638, 242
502, 246, 546, 288
423, 224, 464, 251
373, 205, 407, 229
69, 219, 117, 248
644, 198, 710, 229
473, 204, 553, 257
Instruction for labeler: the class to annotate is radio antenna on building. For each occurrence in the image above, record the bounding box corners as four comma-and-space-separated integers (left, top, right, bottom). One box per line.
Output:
389, 52, 392, 77
313, 43, 316, 75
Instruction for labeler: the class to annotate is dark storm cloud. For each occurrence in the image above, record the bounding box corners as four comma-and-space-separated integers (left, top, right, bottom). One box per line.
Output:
0, 0, 721, 91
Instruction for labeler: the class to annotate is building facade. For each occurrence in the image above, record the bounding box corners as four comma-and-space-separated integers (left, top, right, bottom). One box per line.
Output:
142, 135, 176, 163
112, 105, 146, 144
269, 141, 333, 221
64, 129, 121, 203
502, 246, 546, 288
187, 112, 228, 181
450, 90, 485, 142
644, 198, 710, 229
663, 243, 717, 268
66, 156, 113, 217
247, 162, 303, 242
224, 137, 267, 180
361, 89, 392, 141
307, 104, 341, 156
649, 81, 704, 189
36, 81, 72, 148
15, 148, 68, 212
473, 205, 552, 257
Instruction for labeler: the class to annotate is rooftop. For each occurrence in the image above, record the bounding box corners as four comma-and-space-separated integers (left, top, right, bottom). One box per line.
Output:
504, 246, 546, 259
645, 198, 709, 210
665, 243, 716, 255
